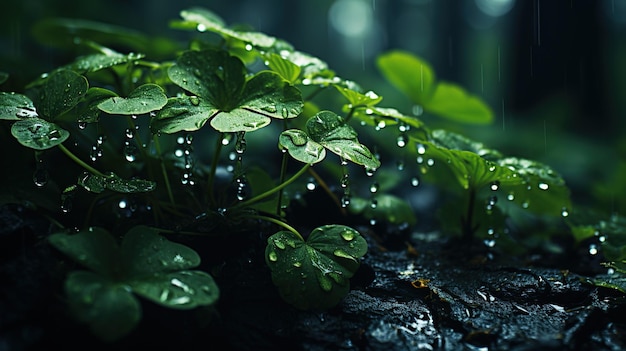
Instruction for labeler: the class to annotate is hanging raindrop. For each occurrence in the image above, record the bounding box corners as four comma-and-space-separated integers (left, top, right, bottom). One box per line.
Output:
411, 177, 420, 187
235, 131, 247, 154
33, 152, 48, 187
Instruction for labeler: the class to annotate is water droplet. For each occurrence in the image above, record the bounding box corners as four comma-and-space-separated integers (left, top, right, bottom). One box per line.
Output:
189, 95, 200, 106
396, 160, 405, 171
274, 239, 286, 250
490, 181, 500, 191
411, 177, 420, 187
538, 182, 549, 190
588, 244, 598, 255
61, 191, 74, 213
416, 143, 426, 155
340, 230, 355, 241
245, 44, 253, 51
293, 261, 302, 268
340, 174, 350, 188
561, 207, 569, 217
268, 251, 278, 262
484, 239, 496, 248
235, 131, 247, 154
370, 198, 378, 209
365, 167, 376, 177
507, 192, 515, 201
426, 158, 435, 167
396, 133, 407, 147
369, 182, 379, 193
196, 23, 207, 32
412, 105, 424, 116
306, 178, 316, 191
341, 194, 351, 208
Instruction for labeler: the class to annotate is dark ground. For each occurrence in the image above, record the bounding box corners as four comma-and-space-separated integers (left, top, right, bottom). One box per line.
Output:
1, 203, 625, 351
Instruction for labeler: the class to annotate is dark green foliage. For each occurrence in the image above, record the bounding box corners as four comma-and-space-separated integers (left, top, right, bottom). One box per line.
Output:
1, 5, 621, 343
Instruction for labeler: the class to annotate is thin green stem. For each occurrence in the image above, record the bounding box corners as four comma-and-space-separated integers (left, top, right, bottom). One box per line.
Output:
275, 151, 289, 215
247, 214, 303, 241
152, 135, 176, 206
57, 144, 107, 178
232, 163, 311, 210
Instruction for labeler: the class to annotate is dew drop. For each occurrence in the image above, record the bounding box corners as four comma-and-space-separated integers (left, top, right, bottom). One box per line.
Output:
340, 230, 355, 241
561, 207, 569, 217
268, 251, 278, 262
340, 174, 350, 188
370, 198, 378, 209
490, 181, 500, 191
588, 244, 598, 255
538, 182, 549, 190
411, 177, 420, 187
396, 133, 407, 148
416, 143, 427, 155
369, 182, 379, 193
426, 158, 435, 167
306, 178, 316, 191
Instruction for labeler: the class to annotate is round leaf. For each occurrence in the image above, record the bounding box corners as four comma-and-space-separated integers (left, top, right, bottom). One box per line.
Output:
0, 92, 38, 120
11, 118, 69, 150
240, 71, 303, 120
48, 227, 121, 277
306, 111, 380, 170
131, 270, 219, 310
64, 271, 141, 342
120, 225, 201, 276
265, 225, 367, 310
209, 109, 271, 132
98, 83, 167, 115
151, 96, 217, 134
31, 70, 88, 120
279, 129, 326, 164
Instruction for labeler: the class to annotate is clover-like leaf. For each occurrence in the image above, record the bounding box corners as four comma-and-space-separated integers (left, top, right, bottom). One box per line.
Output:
0, 92, 38, 120
154, 50, 302, 134
78, 171, 156, 194
351, 105, 425, 131
64, 271, 140, 342
119, 226, 200, 276
306, 111, 380, 170
265, 225, 367, 310
279, 129, 326, 164
48, 227, 121, 277
10, 118, 69, 150
48, 226, 219, 341
98, 84, 167, 115
66, 87, 118, 124
28, 69, 88, 121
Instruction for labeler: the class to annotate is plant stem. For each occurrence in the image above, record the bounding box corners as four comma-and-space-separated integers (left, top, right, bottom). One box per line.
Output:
232, 163, 311, 210
151, 135, 176, 206
247, 214, 304, 241
276, 151, 288, 216
57, 144, 107, 178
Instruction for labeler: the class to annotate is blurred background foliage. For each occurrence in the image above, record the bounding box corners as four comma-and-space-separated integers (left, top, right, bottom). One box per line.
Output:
1, 0, 625, 215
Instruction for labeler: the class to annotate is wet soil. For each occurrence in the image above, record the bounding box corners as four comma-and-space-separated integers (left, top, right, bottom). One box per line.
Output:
1, 203, 625, 351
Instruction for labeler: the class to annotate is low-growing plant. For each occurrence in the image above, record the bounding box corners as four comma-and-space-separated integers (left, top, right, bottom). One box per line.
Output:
2, 6, 614, 342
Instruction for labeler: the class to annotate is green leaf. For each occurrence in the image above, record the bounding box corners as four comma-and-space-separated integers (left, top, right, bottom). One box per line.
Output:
497, 157, 571, 217
48, 227, 121, 277
351, 106, 425, 131
120, 225, 200, 276
98, 84, 167, 115
265, 53, 301, 84
209, 109, 271, 132
65, 52, 145, 74
78, 172, 156, 194
29, 70, 88, 120
66, 87, 117, 124
265, 225, 367, 310
10, 118, 69, 150
168, 49, 246, 107
376, 50, 436, 104
334, 86, 382, 107
279, 129, 326, 164
178, 7, 277, 48
239, 71, 303, 120
0, 92, 38, 120
64, 271, 141, 342
430, 129, 502, 160
31, 18, 149, 52
163, 50, 302, 133
349, 194, 417, 226
131, 271, 220, 310
306, 111, 380, 170
423, 82, 493, 124
151, 96, 217, 134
